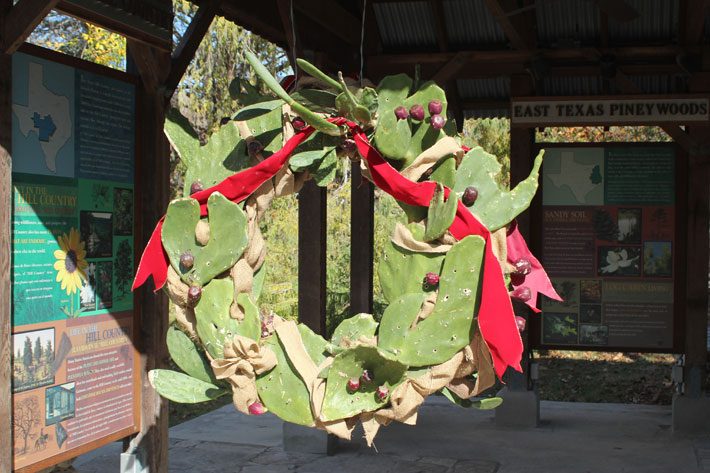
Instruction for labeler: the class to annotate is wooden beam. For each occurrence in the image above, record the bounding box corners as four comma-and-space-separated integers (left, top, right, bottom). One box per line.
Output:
350, 163, 374, 315
482, 0, 532, 50
294, 0, 361, 47
432, 51, 473, 83
164, 0, 219, 97
1, 0, 59, 54
430, 0, 448, 52
128, 41, 163, 92
126, 40, 171, 473
298, 181, 327, 335
681, 0, 709, 47
0, 9, 12, 468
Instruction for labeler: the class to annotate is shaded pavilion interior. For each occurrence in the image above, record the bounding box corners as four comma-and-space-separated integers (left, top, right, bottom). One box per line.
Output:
1, 1, 709, 472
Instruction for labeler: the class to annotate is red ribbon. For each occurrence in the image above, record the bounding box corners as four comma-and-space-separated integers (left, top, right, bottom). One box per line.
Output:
133, 119, 524, 378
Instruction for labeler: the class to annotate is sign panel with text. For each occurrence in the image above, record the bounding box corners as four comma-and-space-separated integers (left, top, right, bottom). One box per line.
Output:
11, 49, 139, 471
537, 146, 681, 351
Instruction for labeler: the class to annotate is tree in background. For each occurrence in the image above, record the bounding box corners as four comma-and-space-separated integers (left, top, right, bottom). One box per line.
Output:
33, 337, 42, 366
22, 336, 33, 371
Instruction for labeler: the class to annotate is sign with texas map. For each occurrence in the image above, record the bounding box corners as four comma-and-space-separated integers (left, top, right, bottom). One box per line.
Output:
11, 50, 139, 471
539, 146, 677, 350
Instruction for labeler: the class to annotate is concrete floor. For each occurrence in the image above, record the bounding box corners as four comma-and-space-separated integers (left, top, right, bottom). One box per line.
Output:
69, 397, 710, 473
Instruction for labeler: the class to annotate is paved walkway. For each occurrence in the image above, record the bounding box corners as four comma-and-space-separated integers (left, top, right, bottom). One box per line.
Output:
71, 398, 710, 473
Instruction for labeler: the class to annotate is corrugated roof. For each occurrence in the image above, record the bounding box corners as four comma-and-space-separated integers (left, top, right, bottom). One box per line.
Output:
457, 77, 510, 99
373, 1, 438, 49
536, 0, 599, 47
442, 0, 507, 47
626, 74, 683, 94
607, 0, 678, 43
541, 76, 603, 96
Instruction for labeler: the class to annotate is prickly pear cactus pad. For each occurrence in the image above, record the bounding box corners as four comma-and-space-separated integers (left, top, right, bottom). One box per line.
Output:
135, 51, 560, 447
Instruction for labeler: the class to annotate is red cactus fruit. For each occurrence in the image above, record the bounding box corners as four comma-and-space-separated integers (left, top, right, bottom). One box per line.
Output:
424, 272, 440, 287
430, 114, 445, 130
462, 186, 478, 206
376, 385, 389, 402
190, 180, 204, 195
394, 106, 409, 120
248, 402, 267, 415
510, 286, 532, 302
179, 251, 194, 270
513, 258, 532, 276
428, 99, 443, 115
515, 316, 526, 332
347, 378, 360, 393
409, 104, 425, 121
187, 285, 202, 306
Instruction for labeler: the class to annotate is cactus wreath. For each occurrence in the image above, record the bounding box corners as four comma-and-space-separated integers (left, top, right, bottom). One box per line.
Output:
133, 51, 560, 445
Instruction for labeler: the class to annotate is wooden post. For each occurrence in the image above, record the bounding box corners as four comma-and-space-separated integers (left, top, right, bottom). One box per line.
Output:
127, 41, 171, 473
350, 162, 374, 315
0, 0, 14, 467
508, 74, 535, 390
298, 181, 327, 335
683, 73, 710, 397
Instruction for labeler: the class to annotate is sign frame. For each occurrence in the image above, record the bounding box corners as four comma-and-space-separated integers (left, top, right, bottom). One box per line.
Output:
11, 43, 142, 473
511, 94, 710, 127
528, 141, 687, 353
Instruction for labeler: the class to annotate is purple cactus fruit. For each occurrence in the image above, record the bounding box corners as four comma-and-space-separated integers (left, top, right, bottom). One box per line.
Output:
513, 258, 532, 276
179, 251, 194, 270
430, 114, 446, 130
248, 402, 267, 415
462, 186, 478, 206
424, 272, 440, 287
409, 104, 425, 121
190, 180, 204, 195
340, 138, 357, 155
248, 139, 264, 155
510, 286, 532, 302
360, 369, 373, 384
394, 106, 409, 120
347, 378, 360, 393
515, 316, 527, 332
510, 272, 526, 286
428, 99, 443, 115
292, 116, 306, 130
375, 385, 389, 402
187, 285, 202, 306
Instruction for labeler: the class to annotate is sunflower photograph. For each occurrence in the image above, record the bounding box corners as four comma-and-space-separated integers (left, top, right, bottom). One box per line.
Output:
53, 228, 88, 296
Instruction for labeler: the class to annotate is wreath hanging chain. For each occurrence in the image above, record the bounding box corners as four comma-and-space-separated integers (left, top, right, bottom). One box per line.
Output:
133, 52, 561, 445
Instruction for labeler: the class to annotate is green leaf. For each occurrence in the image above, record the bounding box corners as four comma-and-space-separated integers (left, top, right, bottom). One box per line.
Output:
167, 326, 215, 384
149, 369, 226, 404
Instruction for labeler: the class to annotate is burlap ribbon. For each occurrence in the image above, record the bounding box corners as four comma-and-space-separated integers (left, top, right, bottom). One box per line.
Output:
401, 136, 464, 182
211, 334, 277, 414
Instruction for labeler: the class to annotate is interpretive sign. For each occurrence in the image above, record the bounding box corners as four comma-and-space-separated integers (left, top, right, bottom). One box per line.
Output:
11, 48, 139, 471
538, 145, 680, 350
511, 96, 709, 126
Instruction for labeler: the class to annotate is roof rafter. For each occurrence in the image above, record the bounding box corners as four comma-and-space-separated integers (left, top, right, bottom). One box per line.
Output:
293, 0, 361, 47
1, 0, 59, 54
482, 0, 536, 50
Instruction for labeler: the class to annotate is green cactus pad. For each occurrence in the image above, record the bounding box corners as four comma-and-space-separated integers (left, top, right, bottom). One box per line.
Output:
320, 345, 407, 421
330, 313, 379, 347
441, 387, 503, 410
252, 263, 266, 301
424, 183, 458, 242
162, 192, 248, 286
149, 369, 226, 404
377, 293, 427, 356
297, 324, 330, 369
235, 293, 262, 342
378, 222, 446, 302
167, 325, 215, 384
256, 333, 316, 426
454, 147, 544, 232
394, 235, 486, 367
233, 99, 284, 121
429, 155, 457, 188
194, 279, 237, 359
165, 110, 251, 197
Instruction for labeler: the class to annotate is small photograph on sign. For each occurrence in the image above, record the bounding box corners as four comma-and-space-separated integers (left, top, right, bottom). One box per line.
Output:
12, 328, 55, 393
97, 261, 113, 309
617, 208, 642, 244
598, 246, 641, 276
14, 393, 45, 456
113, 188, 133, 236
80, 262, 97, 311
592, 208, 619, 242
547, 279, 579, 310
80, 211, 113, 258
45, 382, 76, 425
580, 279, 602, 303
579, 324, 609, 346
643, 241, 673, 278
644, 207, 674, 240
542, 312, 578, 345
579, 304, 602, 324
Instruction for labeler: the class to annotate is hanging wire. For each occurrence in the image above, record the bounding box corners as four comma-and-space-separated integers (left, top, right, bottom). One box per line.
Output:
289, 0, 298, 80
360, 0, 367, 87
